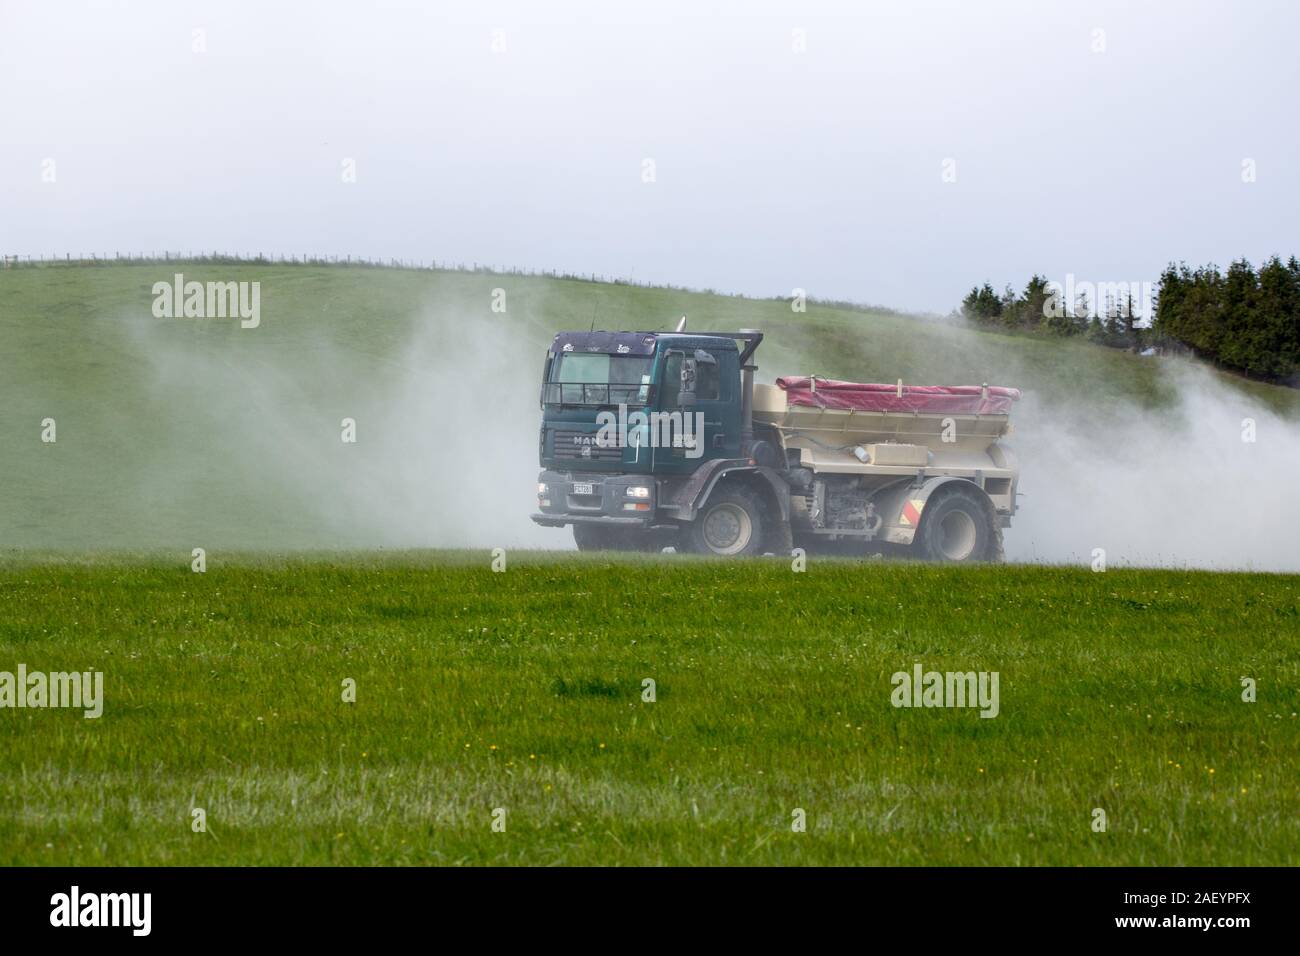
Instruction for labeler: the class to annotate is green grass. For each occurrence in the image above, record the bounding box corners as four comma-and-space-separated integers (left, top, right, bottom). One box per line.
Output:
2, 262, 1296, 865
1, 552, 1295, 865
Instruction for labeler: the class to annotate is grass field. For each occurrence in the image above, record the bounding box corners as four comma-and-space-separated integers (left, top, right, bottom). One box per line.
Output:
1, 262, 1296, 866
1, 551, 1295, 866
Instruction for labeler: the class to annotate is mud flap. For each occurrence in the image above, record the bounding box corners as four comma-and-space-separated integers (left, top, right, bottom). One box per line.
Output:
766, 515, 794, 556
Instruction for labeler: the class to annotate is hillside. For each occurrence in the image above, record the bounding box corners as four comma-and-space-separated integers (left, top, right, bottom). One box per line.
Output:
2, 262, 1297, 561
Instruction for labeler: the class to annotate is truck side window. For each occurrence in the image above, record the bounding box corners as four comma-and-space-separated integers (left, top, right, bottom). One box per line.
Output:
662, 353, 682, 407
696, 351, 720, 401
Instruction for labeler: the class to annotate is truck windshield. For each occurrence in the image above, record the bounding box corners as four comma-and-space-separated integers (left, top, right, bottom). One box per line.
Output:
545, 352, 653, 405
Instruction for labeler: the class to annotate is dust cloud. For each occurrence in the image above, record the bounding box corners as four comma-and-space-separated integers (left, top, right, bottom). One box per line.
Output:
122, 294, 1299, 568
1007, 360, 1300, 571
828, 312, 1300, 572
123, 288, 561, 551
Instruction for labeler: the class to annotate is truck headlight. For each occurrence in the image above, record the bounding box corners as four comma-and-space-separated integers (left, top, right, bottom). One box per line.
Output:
626, 486, 651, 499
538, 483, 548, 495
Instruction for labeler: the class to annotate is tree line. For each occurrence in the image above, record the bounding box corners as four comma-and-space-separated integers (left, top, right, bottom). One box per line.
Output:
961, 257, 1300, 385
960, 275, 1147, 349
1153, 257, 1299, 383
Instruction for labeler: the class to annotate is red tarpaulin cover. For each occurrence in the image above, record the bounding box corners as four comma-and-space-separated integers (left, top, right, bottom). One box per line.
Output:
776, 377, 1021, 414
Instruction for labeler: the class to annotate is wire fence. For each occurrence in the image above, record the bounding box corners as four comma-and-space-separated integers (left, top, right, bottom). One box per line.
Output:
0, 250, 915, 317
0, 249, 747, 296
3, 251, 434, 270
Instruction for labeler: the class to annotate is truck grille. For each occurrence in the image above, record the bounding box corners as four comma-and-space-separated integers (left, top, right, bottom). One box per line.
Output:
552, 428, 623, 462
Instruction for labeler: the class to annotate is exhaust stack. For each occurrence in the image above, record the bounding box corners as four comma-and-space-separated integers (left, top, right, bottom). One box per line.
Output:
738, 328, 761, 447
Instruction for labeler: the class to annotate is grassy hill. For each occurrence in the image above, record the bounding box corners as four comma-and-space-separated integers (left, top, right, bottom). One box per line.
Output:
1, 261, 1297, 554
2, 262, 1296, 867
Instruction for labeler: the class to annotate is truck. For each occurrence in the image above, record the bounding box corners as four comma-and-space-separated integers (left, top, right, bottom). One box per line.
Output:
531, 326, 1021, 562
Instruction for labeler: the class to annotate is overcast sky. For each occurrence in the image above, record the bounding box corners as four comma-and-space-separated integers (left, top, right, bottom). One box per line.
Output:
3, 0, 1297, 312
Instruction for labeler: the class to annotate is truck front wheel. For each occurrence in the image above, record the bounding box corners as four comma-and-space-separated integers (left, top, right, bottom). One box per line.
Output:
912, 485, 999, 563
573, 524, 618, 552
686, 487, 765, 556
573, 524, 661, 553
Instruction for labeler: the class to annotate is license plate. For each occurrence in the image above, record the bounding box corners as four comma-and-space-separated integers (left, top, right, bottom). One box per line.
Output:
572, 482, 594, 496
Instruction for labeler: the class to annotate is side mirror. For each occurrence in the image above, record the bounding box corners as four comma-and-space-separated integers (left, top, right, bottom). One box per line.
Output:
678, 357, 697, 407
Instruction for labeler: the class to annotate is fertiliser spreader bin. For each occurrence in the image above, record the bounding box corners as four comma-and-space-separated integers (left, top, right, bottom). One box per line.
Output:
532, 325, 1021, 560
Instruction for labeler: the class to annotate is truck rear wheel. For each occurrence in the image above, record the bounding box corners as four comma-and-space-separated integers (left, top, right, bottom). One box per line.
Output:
912, 485, 998, 563
687, 487, 765, 556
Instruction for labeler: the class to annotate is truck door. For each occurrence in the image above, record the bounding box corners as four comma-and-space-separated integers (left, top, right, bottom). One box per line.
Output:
658, 348, 738, 472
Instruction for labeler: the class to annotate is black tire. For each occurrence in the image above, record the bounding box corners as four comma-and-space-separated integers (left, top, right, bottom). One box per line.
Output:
912, 485, 998, 563
686, 487, 765, 556
617, 528, 667, 553
573, 524, 662, 553
573, 524, 617, 552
